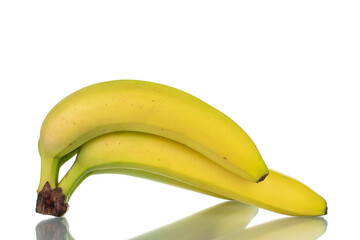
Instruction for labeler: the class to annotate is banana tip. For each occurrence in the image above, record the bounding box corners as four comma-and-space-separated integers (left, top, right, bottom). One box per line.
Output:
256, 173, 269, 183
36, 182, 68, 217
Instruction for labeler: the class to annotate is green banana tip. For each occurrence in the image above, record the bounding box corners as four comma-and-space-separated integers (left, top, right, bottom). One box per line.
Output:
36, 182, 68, 217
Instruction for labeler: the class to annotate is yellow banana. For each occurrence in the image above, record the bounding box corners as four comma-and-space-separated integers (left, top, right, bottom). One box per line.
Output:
37, 132, 326, 217
38, 80, 268, 192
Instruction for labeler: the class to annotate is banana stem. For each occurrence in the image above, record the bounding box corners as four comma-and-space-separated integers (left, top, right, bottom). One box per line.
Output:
37, 156, 60, 192
58, 161, 86, 202
36, 155, 69, 217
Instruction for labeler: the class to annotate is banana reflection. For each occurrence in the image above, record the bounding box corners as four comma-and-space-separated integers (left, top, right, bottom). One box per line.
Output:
217, 216, 327, 240
130, 201, 258, 240
35, 201, 327, 240
36, 217, 74, 240
35, 201, 256, 240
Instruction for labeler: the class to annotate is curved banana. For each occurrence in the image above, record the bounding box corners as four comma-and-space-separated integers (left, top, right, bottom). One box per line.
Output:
38, 80, 268, 191
37, 132, 326, 217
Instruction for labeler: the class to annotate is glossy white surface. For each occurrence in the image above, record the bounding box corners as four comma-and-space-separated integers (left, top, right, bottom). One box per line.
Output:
1, 1, 359, 239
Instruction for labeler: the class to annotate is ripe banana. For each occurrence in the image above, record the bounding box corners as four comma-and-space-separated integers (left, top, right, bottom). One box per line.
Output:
38, 80, 268, 192
37, 132, 326, 217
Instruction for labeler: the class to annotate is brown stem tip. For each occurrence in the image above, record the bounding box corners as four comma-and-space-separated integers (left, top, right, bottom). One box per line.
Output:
257, 173, 269, 183
36, 182, 68, 217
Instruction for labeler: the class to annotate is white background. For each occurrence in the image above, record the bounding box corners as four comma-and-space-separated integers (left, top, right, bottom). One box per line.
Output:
1, 1, 359, 239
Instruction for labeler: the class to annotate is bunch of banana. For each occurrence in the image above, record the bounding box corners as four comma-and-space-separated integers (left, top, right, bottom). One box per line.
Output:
36, 80, 327, 217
